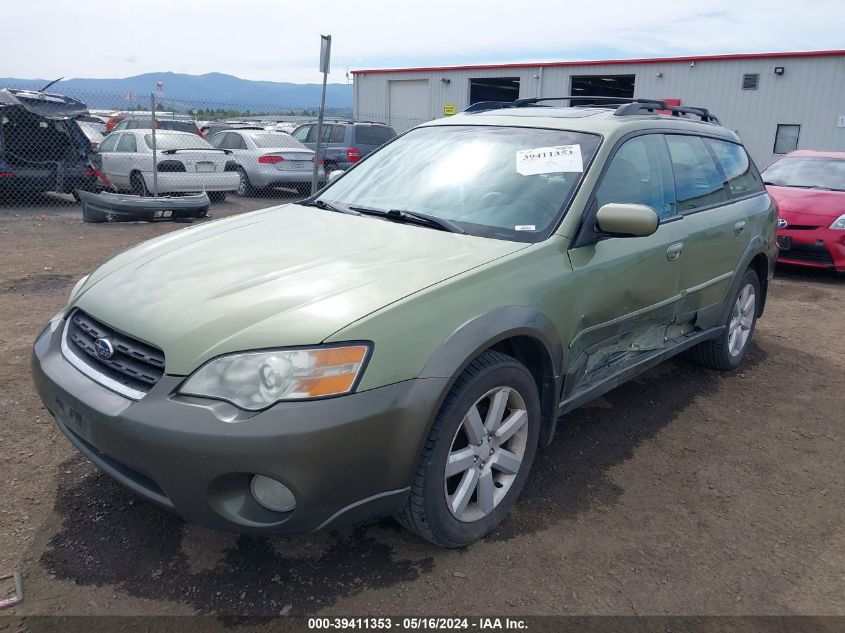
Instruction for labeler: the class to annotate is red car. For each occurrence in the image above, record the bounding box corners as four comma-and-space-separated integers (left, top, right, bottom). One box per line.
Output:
762, 150, 845, 272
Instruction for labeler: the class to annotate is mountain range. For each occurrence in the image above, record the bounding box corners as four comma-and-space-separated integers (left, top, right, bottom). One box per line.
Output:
0, 72, 353, 112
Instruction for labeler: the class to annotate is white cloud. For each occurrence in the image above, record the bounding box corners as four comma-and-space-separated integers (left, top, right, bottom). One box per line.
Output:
5, 0, 844, 82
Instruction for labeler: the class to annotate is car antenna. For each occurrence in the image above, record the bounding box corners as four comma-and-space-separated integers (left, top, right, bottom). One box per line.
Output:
38, 77, 64, 92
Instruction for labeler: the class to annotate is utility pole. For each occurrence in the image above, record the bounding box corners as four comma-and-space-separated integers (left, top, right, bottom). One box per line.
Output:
311, 34, 331, 196
150, 92, 158, 197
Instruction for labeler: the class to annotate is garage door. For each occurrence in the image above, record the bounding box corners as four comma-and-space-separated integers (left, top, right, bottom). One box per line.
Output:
388, 79, 429, 132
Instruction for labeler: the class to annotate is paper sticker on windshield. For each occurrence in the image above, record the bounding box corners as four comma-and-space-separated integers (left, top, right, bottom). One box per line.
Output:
515, 225, 536, 231
516, 145, 583, 175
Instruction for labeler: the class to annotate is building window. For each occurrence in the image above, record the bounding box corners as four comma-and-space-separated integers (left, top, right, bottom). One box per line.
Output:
773, 124, 800, 154
742, 73, 759, 90
570, 74, 635, 106
468, 77, 520, 105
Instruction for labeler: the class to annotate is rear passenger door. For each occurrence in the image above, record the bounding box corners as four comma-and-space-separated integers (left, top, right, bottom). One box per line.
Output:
565, 133, 687, 387
112, 133, 139, 187
666, 134, 768, 318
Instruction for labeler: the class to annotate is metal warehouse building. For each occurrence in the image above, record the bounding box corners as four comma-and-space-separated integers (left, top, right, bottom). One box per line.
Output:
352, 49, 845, 166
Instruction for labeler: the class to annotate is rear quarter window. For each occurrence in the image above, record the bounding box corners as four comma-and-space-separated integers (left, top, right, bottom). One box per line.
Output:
705, 138, 764, 198
354, 125, 397, 146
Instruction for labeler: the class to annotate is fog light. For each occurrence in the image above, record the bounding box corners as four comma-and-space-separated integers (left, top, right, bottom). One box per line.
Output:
250, 475, 296, 512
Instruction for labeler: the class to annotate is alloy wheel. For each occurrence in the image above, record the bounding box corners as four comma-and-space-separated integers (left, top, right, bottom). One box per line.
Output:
728, 283, 756, 357
444, 386, 529, 522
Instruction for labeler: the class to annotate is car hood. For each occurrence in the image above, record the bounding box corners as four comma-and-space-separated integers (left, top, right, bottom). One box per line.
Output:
766, 185, 845, 218
73, 204, 528, 375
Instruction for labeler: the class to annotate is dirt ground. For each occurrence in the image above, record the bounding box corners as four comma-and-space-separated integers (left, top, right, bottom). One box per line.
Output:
0, 193, 843, 620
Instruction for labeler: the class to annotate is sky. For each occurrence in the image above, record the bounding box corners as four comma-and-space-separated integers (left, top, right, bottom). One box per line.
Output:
5, 0, 845, 83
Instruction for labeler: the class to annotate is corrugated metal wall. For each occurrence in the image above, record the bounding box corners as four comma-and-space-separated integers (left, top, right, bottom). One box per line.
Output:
353, 55, 845, 166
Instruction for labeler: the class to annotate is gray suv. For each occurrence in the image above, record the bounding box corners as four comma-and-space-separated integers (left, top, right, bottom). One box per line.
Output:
291, 121, 397, 173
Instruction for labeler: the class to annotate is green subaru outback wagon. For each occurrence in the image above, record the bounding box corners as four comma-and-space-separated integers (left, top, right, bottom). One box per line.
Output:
32, 97, 777, 547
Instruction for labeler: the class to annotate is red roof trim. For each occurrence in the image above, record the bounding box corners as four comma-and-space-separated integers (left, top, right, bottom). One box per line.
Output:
351, 49, 845, 75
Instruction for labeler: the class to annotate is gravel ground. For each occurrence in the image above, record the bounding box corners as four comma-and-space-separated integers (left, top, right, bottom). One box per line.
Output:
0, 194, 843, 620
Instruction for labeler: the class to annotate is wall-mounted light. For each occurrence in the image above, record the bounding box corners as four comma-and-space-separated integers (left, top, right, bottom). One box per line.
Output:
656, 72, 664, 78
440, 77, 451, 84
774, 66, 785, 75
689, 61, 695, 68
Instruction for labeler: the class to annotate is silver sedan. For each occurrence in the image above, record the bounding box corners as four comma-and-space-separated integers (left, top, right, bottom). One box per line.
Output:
207, 130, 325, 196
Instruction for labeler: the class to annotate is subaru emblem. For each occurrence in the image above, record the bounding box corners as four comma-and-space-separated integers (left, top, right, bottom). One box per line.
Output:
94, 338, 115, 360
777, 218, 788, 228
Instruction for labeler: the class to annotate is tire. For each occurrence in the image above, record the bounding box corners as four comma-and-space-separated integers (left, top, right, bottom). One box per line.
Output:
236, 168, 255, 197
295, 183, 313, 197
208, 191, 227, 203
687, 268, 761, 370
130, 171, 150, 197
396, 350, 541, 547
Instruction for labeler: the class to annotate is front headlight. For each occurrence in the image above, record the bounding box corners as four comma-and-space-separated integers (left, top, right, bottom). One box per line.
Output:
829, 214, 845, 230
178, 345, 370, 410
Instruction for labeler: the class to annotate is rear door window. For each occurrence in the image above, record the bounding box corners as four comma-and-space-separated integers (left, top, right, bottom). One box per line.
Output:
116, 133, 137, 153
704, 138, 764, 198
665, 135, 729, 212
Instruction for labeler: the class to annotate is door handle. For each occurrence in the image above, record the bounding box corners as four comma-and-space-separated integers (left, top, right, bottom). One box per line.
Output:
666, 242, 684, 261
734, 220, 746, 235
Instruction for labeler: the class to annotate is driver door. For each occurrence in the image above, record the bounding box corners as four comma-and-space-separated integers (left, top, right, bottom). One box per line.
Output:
563, 133, 687, 391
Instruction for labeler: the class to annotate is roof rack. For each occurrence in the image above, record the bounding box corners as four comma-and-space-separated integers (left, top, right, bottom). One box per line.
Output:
464, 96, 721, 124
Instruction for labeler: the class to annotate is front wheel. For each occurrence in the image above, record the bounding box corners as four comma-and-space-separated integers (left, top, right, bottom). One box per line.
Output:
687, 268, 760, 370
396, 350, 541, 547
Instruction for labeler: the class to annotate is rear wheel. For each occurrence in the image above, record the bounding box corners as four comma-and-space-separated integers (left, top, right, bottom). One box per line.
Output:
208, 191, 227, 203
130, 172, 150, 197
396, 350, 541, 547
687, 268, 760, 370
236, 168, 255, 197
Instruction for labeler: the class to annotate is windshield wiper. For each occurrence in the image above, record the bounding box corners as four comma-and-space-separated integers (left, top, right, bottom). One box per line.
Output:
349, 206, 467, 234
303, 199, 360, 215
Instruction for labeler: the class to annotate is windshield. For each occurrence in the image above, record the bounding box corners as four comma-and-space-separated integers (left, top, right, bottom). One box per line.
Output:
319, 125, 601, 241
762, 156, 845, 191
144, 133, 213, 150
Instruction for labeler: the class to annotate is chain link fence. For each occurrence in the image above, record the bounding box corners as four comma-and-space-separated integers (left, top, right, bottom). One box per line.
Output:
0, 84, 428, 218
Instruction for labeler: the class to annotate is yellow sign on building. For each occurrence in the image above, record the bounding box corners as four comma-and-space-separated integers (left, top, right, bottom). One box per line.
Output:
443, 104, 457, 116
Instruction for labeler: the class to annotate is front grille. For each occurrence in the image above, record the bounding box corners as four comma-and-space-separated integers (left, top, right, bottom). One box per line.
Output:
64, 310, 165, 395
780, 242, 835, 266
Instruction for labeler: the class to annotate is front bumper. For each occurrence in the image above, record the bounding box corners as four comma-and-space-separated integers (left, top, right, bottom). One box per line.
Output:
32, 322, 446, 533
777, 227, 845, 272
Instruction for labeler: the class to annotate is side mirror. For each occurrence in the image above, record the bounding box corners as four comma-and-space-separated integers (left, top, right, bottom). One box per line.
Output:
327, 169, 344, 183
596, 203, 659, 237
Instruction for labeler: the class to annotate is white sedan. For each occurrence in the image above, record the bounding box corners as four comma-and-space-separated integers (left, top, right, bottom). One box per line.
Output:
97, 130, 239, 201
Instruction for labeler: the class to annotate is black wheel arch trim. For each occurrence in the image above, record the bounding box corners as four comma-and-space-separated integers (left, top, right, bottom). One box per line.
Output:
419, 306, 564, 448
719, 235, 773, 324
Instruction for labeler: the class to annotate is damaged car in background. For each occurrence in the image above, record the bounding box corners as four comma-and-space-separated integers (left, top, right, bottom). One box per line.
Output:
0, 88, 97, 200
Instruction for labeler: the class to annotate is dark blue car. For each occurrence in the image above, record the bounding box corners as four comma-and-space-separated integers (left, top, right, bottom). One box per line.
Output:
0, 88, 98, 200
